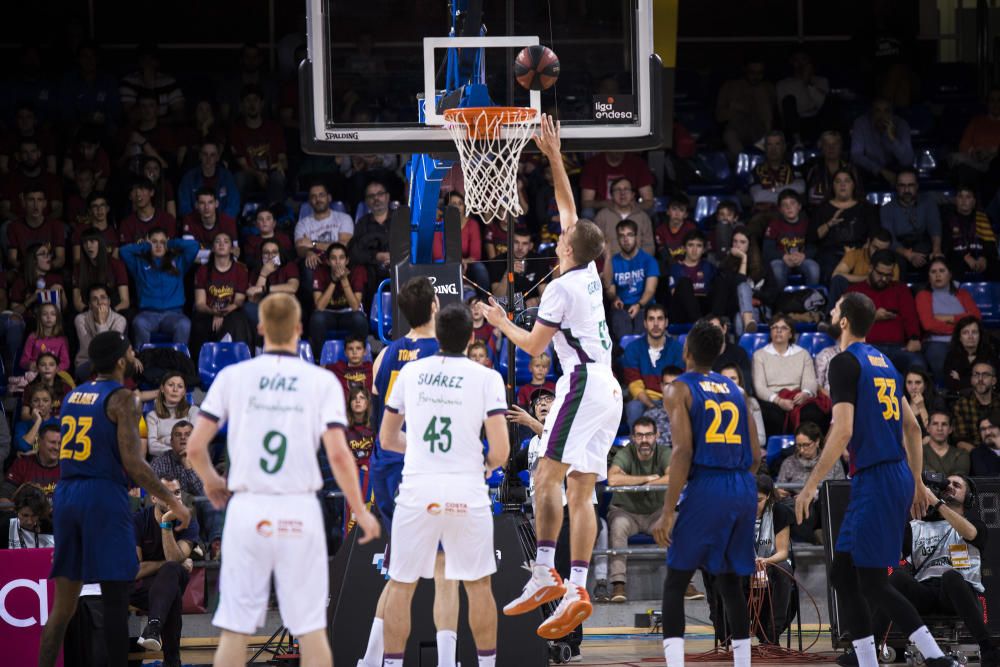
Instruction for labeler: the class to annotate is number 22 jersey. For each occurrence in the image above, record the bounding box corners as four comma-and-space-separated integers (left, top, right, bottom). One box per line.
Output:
199, 351, 348, 494
674, 371, 753, 472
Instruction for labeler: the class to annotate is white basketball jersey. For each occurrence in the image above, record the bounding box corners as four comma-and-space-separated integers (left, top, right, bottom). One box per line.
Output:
535, 261, 613, 369
199, 352, 347, 494
385, 353, 507, 478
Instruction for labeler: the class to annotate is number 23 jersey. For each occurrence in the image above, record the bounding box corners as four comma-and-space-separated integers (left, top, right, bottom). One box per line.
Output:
199, 351, 348, 494
675, 371, 753, 471
385, 353, 507, 482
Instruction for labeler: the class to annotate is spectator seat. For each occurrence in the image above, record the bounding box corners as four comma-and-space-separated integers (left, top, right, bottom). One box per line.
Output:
198, 342, 251, 390
319, 339, 374, 366
960, 282, 1000, 327
798, 332, 835, 356
766, 435, 795, 471
141, 342, 191, 358
620, 334, 643, 351
739, 333, 770, 358
298, 339, 315, 363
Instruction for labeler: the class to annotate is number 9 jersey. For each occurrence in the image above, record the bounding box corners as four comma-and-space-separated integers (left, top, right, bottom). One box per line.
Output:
199, 351, 348, 494
675, 371, 753, 472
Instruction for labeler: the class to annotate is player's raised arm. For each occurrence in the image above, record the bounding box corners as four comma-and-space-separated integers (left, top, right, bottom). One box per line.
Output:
321, 426, 381, 543
652, 381, 692, 548
533, 113, 578, 232
111, 388, 191, 529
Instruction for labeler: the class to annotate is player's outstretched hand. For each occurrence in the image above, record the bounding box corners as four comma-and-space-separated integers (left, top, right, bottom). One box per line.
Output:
355, 509, 381, 545
794, 486, 814, 525
912, 481, 933, 520
532, 113, 561, 158
651, 511, 674, 548
477, 297, 508, 328
168, 501, 193, 531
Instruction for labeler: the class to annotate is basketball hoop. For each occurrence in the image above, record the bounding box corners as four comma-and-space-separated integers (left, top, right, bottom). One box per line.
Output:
443, 106, 538, 224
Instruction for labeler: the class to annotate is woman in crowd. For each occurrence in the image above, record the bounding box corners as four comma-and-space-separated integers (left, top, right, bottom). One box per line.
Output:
2, 485, 53, 549
943, 316, 999, 394
346, 386, 375, 471
10, 243, 66, 318
71, 191, 119, 265
750, 474, 795, 645
244, 238, 300, 330
712, 227, 760, 334
904, 368, 943, 439
142, 155, 177, 218
190, 230, 252, 359
719, 363, 766, 450
120, 228, 200, 348
916, 258, 981, 382
72, 228, 131, 314
809, 169, 876, 280
776, 421, 845, 543
144, 371, 199, 459
752, 314, 826, 437
21, 352, 74, 422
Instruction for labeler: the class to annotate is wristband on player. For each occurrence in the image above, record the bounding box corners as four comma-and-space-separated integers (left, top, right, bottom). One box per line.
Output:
160, 522, 173, 530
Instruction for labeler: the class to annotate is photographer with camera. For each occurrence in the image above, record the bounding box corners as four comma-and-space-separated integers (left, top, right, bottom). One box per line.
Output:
844, 474, 996, 667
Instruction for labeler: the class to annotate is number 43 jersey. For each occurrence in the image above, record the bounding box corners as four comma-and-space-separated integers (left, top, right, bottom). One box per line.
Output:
675, 371, 753, 472
385, 353, 508, 482
199, 351, 347, 494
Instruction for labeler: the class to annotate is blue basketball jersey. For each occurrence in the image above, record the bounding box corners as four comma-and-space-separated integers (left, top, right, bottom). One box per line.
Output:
59, 380, 128, 486
843, 343, 905, 472
371, 336, 440, 465
676, 371, 753, 472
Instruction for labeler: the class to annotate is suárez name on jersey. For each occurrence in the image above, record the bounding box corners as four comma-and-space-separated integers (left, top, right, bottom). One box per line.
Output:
417, 372, 463, 389
259, 374, 299, 392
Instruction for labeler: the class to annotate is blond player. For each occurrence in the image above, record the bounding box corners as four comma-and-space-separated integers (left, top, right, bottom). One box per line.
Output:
378, 301, 510, 667
479, 114, 623, 638
187, 293, 379, 667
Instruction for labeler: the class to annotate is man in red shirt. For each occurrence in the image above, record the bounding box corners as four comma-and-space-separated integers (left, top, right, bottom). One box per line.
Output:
1, 138, 64, 221
181, 188, 239, 249
763, 189, 819, 289
654, 195, 697, 263
2, 423, 61, 500
309, 243, 369, 357
6, 184, 66, 270
120, 177, 178, 243
845, 250, 925, 373
230, 84, 287, 204
241, 207, 293, 270
580, 152, 655, 215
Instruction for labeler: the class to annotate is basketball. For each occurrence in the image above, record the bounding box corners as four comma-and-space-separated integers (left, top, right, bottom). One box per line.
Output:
514, 45, 560, 91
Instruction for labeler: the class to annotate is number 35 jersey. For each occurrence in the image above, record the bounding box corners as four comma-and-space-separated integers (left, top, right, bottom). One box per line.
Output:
199, 351, 347, 494
385, 353, 507, 483
675, 371, 753, 472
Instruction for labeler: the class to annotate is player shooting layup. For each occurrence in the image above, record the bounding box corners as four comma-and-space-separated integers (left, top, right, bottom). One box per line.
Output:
480, 114, 623, 638
379, 302, 510, 667
187, 293, 379, 667
795, 293, 957, 667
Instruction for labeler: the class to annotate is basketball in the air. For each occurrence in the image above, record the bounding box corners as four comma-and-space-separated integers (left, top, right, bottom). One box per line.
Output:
514, 45, 560, 91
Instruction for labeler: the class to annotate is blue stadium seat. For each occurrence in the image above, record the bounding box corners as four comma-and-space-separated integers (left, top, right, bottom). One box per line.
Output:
486, 467, 505, 488
198, 342, 251, 390
370, 290, 393, 338
739, 333, 770, 358
613, 436, 630, 448
330, 200, 347, 214
960, 282, 1000, 327
766, 435, 795, 471
693, 194, 723, 224
619, 334, 642, 350
668, 323, 692, 335
866, 191, 894, 206
677, 334, 687, 350
791, 149, 819, 168
735, 152, 764, 186
355, 201, 369, 222
628, 533, 655, 545
140, 342, 191, 358
798, 332, 835, 356
298, 340, 315, 363
654, 196, 670, 214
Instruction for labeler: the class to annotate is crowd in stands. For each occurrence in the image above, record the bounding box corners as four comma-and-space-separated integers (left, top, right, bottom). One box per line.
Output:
1, 41, 999, 627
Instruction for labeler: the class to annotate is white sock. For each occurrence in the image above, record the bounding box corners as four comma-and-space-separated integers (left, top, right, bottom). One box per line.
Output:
384, 656, 404, 667
732, 638, 751, 667
852, 636, 879, 667
536, 543, 556, 568
569, 564, 588, 588
362, 617, 383, 666
909, 626, 945, 660
437, 630, 457, 667
477, 649, 497, 667
663, 637, 685, 667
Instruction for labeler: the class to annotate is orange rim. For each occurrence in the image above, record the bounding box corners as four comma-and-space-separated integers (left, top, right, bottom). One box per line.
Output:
443, 106, 537, 140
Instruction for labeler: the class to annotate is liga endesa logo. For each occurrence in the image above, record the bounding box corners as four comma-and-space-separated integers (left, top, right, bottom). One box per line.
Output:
256, 520, 273, 537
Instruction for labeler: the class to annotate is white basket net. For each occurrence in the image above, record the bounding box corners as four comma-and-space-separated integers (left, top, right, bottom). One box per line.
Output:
443, 107, 538, 224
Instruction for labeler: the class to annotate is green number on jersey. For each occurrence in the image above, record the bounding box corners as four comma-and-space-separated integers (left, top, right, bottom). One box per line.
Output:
598, 320, 612, 350
259, 430, 288, 473
422, 416, 453, 453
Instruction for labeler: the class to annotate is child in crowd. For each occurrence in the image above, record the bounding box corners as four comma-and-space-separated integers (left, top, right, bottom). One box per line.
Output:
20, 303, 71, 372
516, 352, 555, 408
21, 352, 74, 421
468, 340, 493, 368
327, 336, 373, 394
14, 384, 57, 453
468, 296, 498, 354
346, 386, 375, 470
655, 194, 697, 262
